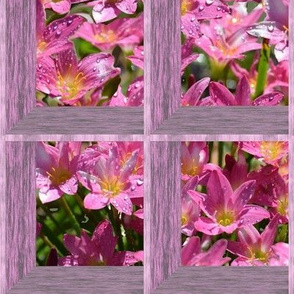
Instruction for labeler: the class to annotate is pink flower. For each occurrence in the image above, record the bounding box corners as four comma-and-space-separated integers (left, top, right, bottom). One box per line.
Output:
43, 0, 88, 14
128, 46, 144, 70
181, 142, 209, 181
36, 49, 120, 105
36, 0, 84, 57
181, 0, 230, 39
181, 176, 200, 236
182, 236, 230, 266
122, 208, 144, 235
59, 220, 143, 266
90, 0, 139, 23
209, 76, 284, 106
78, 144, 142, 215
36, 142, 81, 203
238, 141, 288, 165
227, 215, 289, 266
189, 170, 269, 235
73, 15, 143, 51
248, 165, 288, 223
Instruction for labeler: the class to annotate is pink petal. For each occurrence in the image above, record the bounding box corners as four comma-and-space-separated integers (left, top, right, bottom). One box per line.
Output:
237, 225, 260, 247
181, 14, 201, 39
36, 142, 57, 170
134, 208, 144, 219
84, 193, 109, 210
192, 0, 231, 20
252, 92, 284, 106
92, 3, 120, 23
271, 242, 289, 266
55, 49, 78, 77
126, 76, 144, 106
109, 86, 128, 107
181, 236, 201, 266
109, 251, 141, 266
231, 180, 256, 212
58, 255, 79, 266
92, 220, 118, 262
115, 0, 138, 14
77, 171, 101, 193
238, 205, 270, 226
39, 187, 63, 203
63, 234, 84, 255
274, 41, 289, 62
227, 240, 250, 258
110, 193, 133, 215
235, 75, 251, 105
128, 46, 144, 69
78, 53, 121, 90
194, 217, 223, 235
182, 77, 210, 106
36, 0, 45, 41
209, 82, 236, 105
260, 214, 280, 251
46, 0, 71, 14
59, 176, 78, 195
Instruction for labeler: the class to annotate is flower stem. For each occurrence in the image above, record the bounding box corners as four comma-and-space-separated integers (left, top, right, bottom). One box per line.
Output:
218, 142, 224, 167
108, 206, 124, 251
60, 197, 81, 235
254, 39, 270, 98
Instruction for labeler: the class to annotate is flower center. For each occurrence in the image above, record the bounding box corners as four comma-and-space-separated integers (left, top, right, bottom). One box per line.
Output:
181, 0, 193, 15
100, 177, 124, 197
260, 142, 285, 162
216, 210, 235, 226
56, 71, 86, 100
277, 195, 288, 216
249, 247, 269, 263
37, 41, 47, 55
182, 159, 202, 177
46, 167, 72, 186
181, 213, 189, 226
95, 29, 117, 43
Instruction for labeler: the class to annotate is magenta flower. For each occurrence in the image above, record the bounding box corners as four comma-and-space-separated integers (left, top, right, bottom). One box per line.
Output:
189, 170, 269, 235
223, 151, 247, 190
180, 0, 230, 39
78, 144, 142, 215
59, 220, 143, 266
248, 165, 288, 223
123, 208, 144, 235
89, 0, 139, 23
37, 0, 84, 57
238, 141, 288, 165
73, 15, 143, 51
181, 142, 208, 181
182, 236, 230, 266
43, 0, 88, 14
209, 76, 284, 106
36, 142, 81, 203
36, 49, 120, 105
128, 46, 144, 70
181, 176, 200, 236
227, 215, 289, 266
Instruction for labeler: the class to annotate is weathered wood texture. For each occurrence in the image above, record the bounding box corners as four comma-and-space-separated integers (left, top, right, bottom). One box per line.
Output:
155, 107, 288, 135
5, 142, 36, 291
8, 267, 144, 294
144, 141, 181, 293
154, 267, 288, 294
6, 0, 35, 131
144, 0, 180, 133
7, 108, 144, 135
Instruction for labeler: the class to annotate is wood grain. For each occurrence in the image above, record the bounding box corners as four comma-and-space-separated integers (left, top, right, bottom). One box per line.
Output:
7, 108, 144, 135
154, 107, 288, 135
154, 267, 288, 294
144, 0, 181, 133
6, 142, 35, 291
144, 141, 181, 293
6, 0, 35, 131
9, 267, 143, 294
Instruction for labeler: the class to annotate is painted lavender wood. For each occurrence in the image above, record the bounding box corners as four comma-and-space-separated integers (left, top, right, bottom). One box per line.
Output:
154, 107, 288, 135
8, 108, 144, 135
144, 0, 181, 133
144, 141, 181, 293
154, 267, 288, 294
6, 142, 35, 291
6, 0, 35, 131
9, 267, 144, 294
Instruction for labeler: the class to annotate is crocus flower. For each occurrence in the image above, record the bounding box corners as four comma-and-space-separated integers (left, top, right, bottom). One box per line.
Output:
248, 165, 288, 223
36, 49, 120, 105
78, 144, 142, 215
189, 170, 269, 235
36, 142, 81, 203
227, 215, 289, 266
43, 0, 88, 14
180, 0, 230, 39
182, 236, 230, 266
37, 0, 84, 57
89, 0, 139, 23
181, 176, 200, 236
59, 220, 143, 266
238, 141, 288, 165
181, 142, 209, 181
73, 15, 143, 51
209, 75, 284, 106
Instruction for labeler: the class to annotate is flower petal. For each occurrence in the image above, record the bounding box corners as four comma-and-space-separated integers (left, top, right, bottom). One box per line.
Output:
84, 193, 109, 210
235, 76, 251, 105
252, 92, 284, 106
181, 236, 201, 266
209, 82, 236, 105
238, 205, 270, 226
110, 193, 133, 215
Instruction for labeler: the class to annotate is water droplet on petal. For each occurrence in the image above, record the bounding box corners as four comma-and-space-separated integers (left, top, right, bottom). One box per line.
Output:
136, 179, 144, 186
205, 0, 214, 5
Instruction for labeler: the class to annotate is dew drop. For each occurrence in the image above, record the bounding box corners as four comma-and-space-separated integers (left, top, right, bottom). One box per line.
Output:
199, 5, 204, 11
268, 24, 274, 32
205, 0, 214, 5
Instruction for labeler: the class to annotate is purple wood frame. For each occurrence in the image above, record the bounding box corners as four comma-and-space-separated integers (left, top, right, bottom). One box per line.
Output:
0, 1, 292, 294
